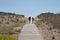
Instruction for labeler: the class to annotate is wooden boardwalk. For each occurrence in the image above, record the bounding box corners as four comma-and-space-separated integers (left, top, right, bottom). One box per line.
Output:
18, 23, 43, 40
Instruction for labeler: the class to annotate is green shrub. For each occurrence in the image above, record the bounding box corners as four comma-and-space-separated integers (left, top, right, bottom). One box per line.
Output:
0, 35, 16, 40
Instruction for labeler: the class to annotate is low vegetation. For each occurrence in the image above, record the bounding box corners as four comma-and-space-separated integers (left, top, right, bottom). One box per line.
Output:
37, 12, 60, 29
35, 12, 60, 40
0, 35, 16, 40
0, 12, 27, 40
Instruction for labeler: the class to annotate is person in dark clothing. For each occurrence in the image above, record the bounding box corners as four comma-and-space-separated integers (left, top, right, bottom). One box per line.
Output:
28, 17, 31, 23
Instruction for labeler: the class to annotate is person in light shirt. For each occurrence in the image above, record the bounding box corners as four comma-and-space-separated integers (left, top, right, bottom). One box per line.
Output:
32, 17, 34, 23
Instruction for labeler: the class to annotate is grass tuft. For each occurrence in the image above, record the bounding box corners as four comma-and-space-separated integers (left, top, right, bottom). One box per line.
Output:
0, 35, 16, 40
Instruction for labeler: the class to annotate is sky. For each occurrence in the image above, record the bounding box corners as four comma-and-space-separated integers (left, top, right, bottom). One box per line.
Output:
0, 0, 60, 17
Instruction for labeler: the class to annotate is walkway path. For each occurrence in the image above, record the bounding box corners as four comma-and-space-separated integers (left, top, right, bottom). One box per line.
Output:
18, 23, 43, 40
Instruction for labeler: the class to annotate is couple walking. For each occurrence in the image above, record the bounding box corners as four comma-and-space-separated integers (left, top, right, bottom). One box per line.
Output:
28, 17, 34, 23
